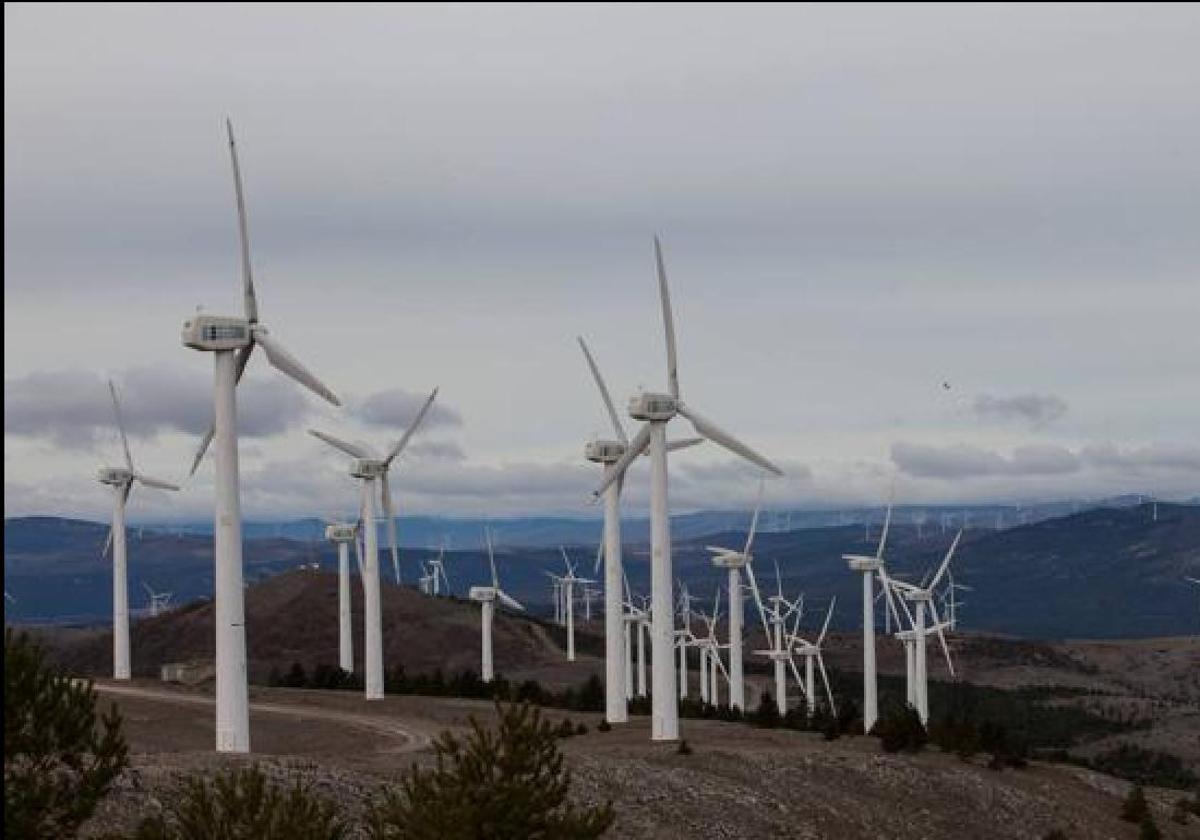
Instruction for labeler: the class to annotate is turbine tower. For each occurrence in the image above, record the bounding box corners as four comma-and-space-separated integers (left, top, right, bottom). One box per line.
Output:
841, 501, 894, 734
99, 380, 180, 680
309, 387, 439, 700
578, 336, 699, 724
469, 530, 524, 682
593, 236, 783, 741
325, 521, 360, 673
704, 485, 765, 711
183, 122, 341, 752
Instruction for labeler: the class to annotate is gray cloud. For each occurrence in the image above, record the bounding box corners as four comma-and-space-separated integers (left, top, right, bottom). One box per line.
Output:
1080, 442, 1200, 473
971, 393, 1068, 427
350, 388, 462, 432
4, 367, 313, 449
891, 442, 1080, 479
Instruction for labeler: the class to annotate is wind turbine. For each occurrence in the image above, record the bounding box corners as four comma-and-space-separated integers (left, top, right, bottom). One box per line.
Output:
181, 122, 340, 752
469, 530, 524, 682
789, 598, 837, 718
592, 237, 783, 741
694, 590, 729, 706
747, 558, 801, 715
324, 520, 361, 673
141, 582, 173, 618
99, 380, 180, 681
309, 387, 439, 700
426, 547, 450, 596
887, 531, 962, 724
841, 500, 894, 733
704, 485, 765, 710
577, 336, 700, 724
556, 547, 595, 662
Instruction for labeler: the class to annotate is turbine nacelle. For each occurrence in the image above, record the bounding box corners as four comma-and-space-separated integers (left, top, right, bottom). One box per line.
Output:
350, 459, 388, 479
904, 590, 934, 603
325, 524, 358, 542
469, 585, 497, 603
628, 391, 677, 421
584, 439, 626, 463
709, 550, 749, 570
181, 315, 252, 351
97, 467, 133, 486
844, 554, 883, 572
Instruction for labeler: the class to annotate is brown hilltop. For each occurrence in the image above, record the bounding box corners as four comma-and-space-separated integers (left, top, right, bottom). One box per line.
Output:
46, 569, 576, 683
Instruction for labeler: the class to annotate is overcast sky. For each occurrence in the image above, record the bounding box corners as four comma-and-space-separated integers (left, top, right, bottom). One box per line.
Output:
5, 3, 1199, 522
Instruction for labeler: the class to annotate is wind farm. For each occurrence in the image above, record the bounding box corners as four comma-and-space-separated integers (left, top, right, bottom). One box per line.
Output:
5, 4, 1200, 839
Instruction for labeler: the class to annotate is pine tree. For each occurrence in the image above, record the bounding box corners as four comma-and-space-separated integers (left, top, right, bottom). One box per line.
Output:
133, 764, 347, 840
4, 629, 129, 839
1121, 785, 1149, 823
368, 702, 615, 839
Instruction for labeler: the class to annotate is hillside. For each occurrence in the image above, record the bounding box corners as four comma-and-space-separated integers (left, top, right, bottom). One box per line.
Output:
43, 569, 575, 683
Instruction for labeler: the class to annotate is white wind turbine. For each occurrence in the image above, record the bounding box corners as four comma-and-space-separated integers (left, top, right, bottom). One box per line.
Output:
426, 547, 451, 596
182, 122, 340, 753
309, 387, 439, 700
747, 558, 802, 714
556, 547, 595, 662
99, 380, 180, 681
841, 500, 898, 734
675, 582, 694, 699
704, 486, 765, 710
592, 237, 783, 740
887, 531, 962, 724
621, 571, 650, 699
324, 520, 361, 673
693, 590, 729, 706
788, 598, 837, 718
141, 582, 174, 618
577, 336, 700, 723
469, 530, 525, 682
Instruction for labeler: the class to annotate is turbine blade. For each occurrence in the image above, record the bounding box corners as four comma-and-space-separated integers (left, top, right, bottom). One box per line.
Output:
486, 529, 498, 588
927, 529, 963, 591
594, 422, 651, 498
577, 337, 627, 444
654, 235, 680, 399
498, 590, 524, 611
308, 429, 372, 459
818, 597, 836, 644
928, 600, 956, 677
876, 498, 894, 560
676, 403, 783, 476
100, 526, 114, 562
226, 119, 258, 324
136, 474, 181, 492
189, 344, 254, 477
108, 380, 134, 472
593, 540, 603, 576
744, 478, 764, 556
742, 561, 773, 645
817, 652, 836, 715
381, 473, 400, 584
384, 387, 439, 466
253, 329, 340, 405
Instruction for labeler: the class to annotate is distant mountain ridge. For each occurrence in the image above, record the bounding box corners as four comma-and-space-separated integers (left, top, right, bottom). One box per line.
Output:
5, 503, 1198, 639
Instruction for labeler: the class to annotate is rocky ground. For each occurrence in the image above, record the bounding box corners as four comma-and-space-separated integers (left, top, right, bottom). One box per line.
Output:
82, 683, 1199, 840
